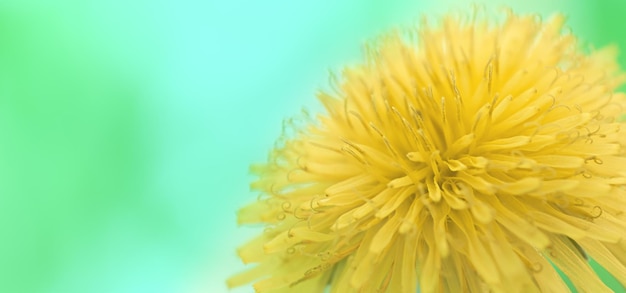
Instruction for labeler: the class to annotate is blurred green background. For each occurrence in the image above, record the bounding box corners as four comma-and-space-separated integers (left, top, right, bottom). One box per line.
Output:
0, 0, 624, 292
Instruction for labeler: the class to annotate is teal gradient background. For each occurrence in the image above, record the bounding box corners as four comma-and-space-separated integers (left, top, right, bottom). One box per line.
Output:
0, 1, 624, 292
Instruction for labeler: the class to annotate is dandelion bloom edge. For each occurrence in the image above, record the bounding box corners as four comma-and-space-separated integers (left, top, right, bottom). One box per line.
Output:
229, 9, 626, 293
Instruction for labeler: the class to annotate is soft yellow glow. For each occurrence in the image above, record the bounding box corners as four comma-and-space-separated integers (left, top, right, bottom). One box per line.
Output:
229, 9, 626, 293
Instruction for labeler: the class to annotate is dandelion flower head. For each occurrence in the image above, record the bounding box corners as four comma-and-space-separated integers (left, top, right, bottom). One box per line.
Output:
228, 9, 626, 293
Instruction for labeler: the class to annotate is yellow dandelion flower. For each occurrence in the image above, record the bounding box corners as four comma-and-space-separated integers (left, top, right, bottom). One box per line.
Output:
228, 9, 626, 293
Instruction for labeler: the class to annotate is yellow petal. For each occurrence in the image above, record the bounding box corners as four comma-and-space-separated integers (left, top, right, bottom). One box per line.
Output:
546, 235, 613, 293
579, 238, 626, 286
